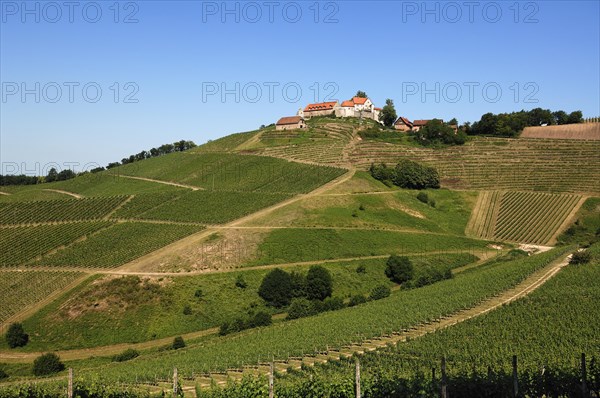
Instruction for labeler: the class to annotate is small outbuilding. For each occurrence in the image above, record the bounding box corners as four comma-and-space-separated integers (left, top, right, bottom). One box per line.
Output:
276, 116, 306, 131
394, 116, 414, 132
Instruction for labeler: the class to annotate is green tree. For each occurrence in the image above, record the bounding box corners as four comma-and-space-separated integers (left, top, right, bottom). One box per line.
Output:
567, 110, 583, 124
45, 168, 58, 183
553, 110, 569, 125
414, 119, 465, 146
385, 255, 414, 284
305, 265, 333, 301
393, 159, 440, 190
32, 353, 65, 376
355, 90, 368, 98
258, 268, 293, 307
5, 323, 28, 348
379, 99, 398, 127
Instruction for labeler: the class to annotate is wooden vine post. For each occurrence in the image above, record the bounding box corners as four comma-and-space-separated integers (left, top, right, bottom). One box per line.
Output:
512, 355, 519, 398
269, 361, 274, 398
355, 358, 361, 398
67, 368, 73, 398
440, 357, 447, 398
581, 353, 589, 398
173, 367, 178, 397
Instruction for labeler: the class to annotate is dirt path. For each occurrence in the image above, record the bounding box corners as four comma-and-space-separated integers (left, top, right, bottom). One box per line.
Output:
42, 189, 83, 199
119, 175, 203, 191
195, 251, 571, 388
0, 192, 11, 196
103, 195, 135, 220
0, 249, 494, 278
117, 169, 355, 273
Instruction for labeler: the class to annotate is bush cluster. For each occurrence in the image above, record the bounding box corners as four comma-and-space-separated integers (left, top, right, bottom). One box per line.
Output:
32, 353, 65, 376
258, 266, 333, 308
370, 160, 440, 190
219, 311, 272, 336
112, 349, 139, 362
385, 255, 453, 288
5, 323, 28, 349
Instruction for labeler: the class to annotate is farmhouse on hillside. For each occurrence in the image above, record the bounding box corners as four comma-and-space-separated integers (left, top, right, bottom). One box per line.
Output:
394, 116, 414, 132
276, 116, 306, 130
411, 119, 432, 132
299, 101, 340, 118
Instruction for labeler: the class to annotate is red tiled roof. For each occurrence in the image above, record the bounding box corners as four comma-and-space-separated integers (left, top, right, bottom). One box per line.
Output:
395, 116, 413, 126
352, 97, 368, 105
304, 101, 338, 112
412, 119, 431, 126
276, 116, 303, 125
374, 107, 382, 111
341, 100, 354, 107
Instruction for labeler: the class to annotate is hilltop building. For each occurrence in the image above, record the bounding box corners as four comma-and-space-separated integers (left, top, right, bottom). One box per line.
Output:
276, 116, 306, 131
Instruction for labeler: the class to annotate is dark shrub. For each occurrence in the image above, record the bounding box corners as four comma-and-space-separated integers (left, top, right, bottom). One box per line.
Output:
348, 295, 368, 307
417, 192, 429, 204
172, 336, 186, 350
369, 163, 396, 184
249, 311, 272, 328
258, 269, 293, 307
385, 255, 414, 284
369, 285, 391, 300
356, 264, 366, 274
322, 297, 345, 311
305, 265, 333, 301
194, 289, 203, 298
290, 271, 307, 298
0, 369, 7, 380
287, 298, 317, 320
182, 304, 192, 315
5, 323, 28, 348
235, 275, 248, 289
112, 349, 139, 362
570, 250, 591, 265
32, 353, 65, 376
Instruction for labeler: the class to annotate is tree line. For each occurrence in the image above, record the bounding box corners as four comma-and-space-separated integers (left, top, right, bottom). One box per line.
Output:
466, 108, 583, 137
0, 140, 196, 186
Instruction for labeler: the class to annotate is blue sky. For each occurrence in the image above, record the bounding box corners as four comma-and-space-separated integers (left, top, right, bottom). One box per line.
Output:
1, 0, 599, 172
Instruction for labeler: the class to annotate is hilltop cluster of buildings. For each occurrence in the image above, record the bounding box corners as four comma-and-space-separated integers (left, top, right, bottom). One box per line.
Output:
275, 96, 450, 132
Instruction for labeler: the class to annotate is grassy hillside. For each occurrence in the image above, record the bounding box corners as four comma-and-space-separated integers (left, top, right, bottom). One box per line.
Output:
11, 253, 475, 351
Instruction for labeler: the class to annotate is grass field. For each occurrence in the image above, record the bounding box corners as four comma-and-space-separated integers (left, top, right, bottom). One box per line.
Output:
250, 228, 489, 266
246, 188, 476, 236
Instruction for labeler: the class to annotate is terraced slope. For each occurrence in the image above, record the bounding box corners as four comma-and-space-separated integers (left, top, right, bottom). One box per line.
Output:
466, 191, 584, 244
351, 137, 600, 194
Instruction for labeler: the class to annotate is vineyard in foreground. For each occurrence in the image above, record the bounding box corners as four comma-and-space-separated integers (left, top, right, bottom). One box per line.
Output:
466, 191, 583, 245
207, 245, 599, 398
62, 248, 568, 383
